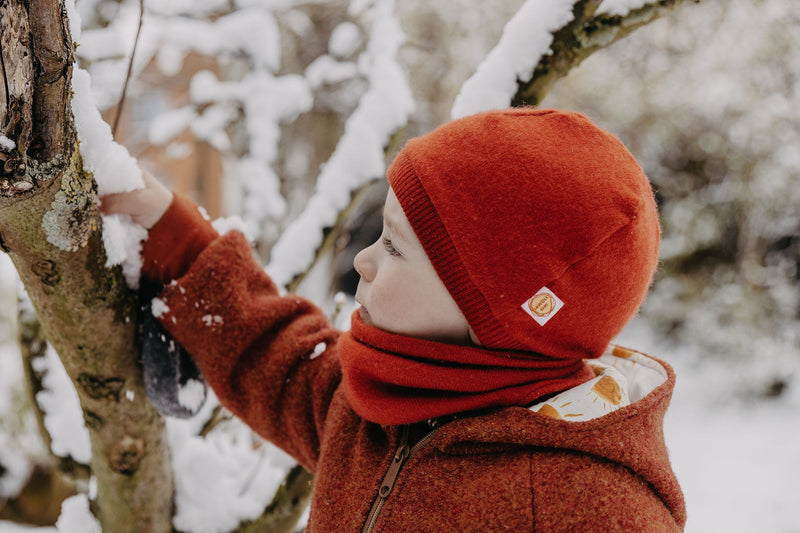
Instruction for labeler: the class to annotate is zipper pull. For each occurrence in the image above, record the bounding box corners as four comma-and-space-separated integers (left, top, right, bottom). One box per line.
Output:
378, 427, 410, 498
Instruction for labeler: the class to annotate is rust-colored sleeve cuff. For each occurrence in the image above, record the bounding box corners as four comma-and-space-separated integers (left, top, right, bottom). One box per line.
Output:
141, 194, 220, 284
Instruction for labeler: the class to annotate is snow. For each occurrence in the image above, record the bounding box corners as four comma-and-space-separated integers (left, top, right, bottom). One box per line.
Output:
0, 343, 38, 501
201, 315, 223, 327
597, 0, 651, 17
33, 346, 91, 465
267, 0, 414, 287
305, 55, 360, 89
147, 107, 196, 146
70, 69, 142, 197
0, 136, 16, 152
310, 342, 327, 359
54, 495, 100, 533
177, 379, 206, 412
64, 0, 81, 42
329, 21, 361, 58
167, 412, 295, 533
151, 297, 170, 319
100, 214, 148, 288
451, 0, 576, 118
211, 214, 253, 240
70, 67, 147, 288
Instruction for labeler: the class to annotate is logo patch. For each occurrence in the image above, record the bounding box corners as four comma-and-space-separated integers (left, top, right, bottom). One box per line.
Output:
522, 287, 564, 326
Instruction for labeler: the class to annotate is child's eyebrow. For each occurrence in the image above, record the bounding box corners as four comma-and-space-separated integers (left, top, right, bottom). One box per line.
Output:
382, 212, 412, 245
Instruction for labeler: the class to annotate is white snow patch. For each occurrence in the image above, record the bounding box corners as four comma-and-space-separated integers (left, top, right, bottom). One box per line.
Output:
70, 69, 142, 196
305, 55, 360, 88
55, 495, 100, 533
597, 0, 651, 17
0, 136, 16, 152
167, 413, 294, 533
151, 297, 170, 319
310, 342, 327, 360
148, 106, 197, 146
451, 0, 576, 118
35, 346, 91, 464
329, 21, 361, 58
211, 215, 252, 241
64, 0, 81, 43
101, 214, 147, 289
201, 315, 224, 327
0, 522, 56, 532
71, 67, 147, 287
177, 379, 206, 412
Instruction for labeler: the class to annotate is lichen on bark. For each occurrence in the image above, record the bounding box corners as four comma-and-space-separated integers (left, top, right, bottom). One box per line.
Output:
42, 149, 98, 252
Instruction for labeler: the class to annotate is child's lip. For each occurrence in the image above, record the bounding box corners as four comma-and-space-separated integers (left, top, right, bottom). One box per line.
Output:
357, 306, 373, 325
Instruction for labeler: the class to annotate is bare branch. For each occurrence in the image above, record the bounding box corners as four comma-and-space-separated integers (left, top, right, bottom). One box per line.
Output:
18, 301, 56, 460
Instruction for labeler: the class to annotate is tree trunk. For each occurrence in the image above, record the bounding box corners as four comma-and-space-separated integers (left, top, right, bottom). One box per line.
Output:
0, 1, 173, 531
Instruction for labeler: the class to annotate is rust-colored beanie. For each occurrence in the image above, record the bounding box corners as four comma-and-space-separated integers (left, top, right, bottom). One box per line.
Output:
387, 108, 660, 360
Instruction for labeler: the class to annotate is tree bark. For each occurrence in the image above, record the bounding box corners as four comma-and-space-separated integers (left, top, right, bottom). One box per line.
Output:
0, 1, 173, 531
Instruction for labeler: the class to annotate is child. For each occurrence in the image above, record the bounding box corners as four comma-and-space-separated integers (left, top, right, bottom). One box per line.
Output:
102, 109, 686, 532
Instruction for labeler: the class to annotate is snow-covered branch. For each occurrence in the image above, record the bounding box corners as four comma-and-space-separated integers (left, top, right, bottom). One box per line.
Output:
453, 0, 701, 116
267, 0, 413, 289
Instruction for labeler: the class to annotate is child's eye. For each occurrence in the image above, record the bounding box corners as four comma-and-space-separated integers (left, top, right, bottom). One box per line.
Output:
382, 237, 401, 257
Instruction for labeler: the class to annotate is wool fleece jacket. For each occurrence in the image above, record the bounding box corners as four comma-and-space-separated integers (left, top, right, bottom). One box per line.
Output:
143, 195, 687, 532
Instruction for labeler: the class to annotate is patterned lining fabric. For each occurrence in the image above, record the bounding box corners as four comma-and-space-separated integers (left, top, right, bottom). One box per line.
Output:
530, 345, 668, 422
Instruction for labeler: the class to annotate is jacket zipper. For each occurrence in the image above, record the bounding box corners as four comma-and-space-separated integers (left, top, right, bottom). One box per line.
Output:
361, 423, 439, 533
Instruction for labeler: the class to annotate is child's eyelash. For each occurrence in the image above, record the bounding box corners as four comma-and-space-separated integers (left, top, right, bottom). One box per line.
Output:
382, 237, 401, 257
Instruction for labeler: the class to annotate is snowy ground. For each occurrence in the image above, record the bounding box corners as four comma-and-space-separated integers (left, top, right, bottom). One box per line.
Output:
622, 322, 800, 533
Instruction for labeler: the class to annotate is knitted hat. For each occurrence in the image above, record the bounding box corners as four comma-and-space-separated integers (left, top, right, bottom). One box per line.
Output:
387, 108, 660, 360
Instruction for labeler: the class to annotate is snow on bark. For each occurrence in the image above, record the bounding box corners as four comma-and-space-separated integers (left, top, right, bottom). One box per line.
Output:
33, 345, 91, 465
69, 67, 147, 288
597, 0, 651, 16
451, 0, 577, 118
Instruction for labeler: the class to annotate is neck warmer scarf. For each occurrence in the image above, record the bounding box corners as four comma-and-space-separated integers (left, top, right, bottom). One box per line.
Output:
338, 313, 596, 425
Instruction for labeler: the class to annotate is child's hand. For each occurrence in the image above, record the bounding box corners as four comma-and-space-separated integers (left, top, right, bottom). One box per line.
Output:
100, 170, 173, 229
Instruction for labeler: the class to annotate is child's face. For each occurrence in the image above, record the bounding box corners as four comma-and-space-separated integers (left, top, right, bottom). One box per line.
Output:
354, 189, 472, 344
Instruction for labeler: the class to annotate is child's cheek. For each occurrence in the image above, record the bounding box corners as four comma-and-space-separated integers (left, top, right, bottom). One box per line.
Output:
370, 276, 417, 332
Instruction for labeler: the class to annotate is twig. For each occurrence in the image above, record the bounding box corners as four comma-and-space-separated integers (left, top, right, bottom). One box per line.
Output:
198, 404, 232, 438
18, 302, 55, 457
112, 0, 145, 137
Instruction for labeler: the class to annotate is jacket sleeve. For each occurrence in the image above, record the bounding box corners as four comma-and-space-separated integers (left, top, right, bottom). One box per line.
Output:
143, 194, 342, 471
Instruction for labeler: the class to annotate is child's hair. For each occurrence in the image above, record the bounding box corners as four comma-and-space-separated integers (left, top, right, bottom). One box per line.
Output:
387, 108, 660, 360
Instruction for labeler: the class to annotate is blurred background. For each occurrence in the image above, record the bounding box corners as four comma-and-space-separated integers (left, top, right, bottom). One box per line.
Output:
1, 0, 798, 531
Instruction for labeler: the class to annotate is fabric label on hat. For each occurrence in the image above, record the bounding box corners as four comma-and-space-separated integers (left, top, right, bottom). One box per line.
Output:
521, 287, 564, 326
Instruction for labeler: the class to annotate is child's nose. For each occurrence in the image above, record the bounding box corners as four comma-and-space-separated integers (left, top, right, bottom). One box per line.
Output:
353, 245, 375, 282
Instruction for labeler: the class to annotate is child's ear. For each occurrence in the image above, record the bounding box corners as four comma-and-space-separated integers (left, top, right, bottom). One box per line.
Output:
468, 327, 481, 346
